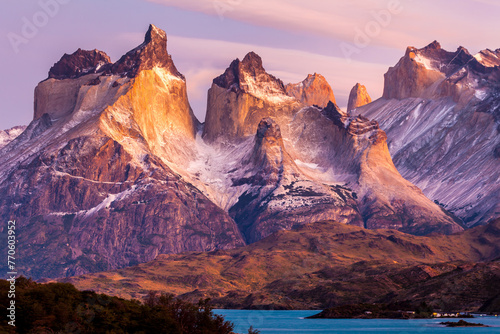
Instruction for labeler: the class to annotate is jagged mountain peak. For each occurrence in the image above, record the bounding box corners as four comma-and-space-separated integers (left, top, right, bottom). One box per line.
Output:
204, 52, 296, 142
356, 40, 500, 228
241, 51, 265, 72
423, 40, 441, 50
347, 83, 372, 112
474, 48, 500, 67
405, 41, 471, 63
48, 48, 111, 80
1, 24, 233, 279
256, 117, 282, 141
1, 27, 477, 280
322, 101, 347, 128
111, 24, 182, 78
212, 51, 266, 89
307, 72, 318, 79
144, 24, 166, 44
285, 73, 336, 107
402, 41, 472, 75
212, 51, 286, 96
382, 41, 500, 101
46, 24, 181, 81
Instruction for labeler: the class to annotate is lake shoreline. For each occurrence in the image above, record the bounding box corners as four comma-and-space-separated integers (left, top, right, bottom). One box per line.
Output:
306, 302, 483, 320
214, 310, 500, 334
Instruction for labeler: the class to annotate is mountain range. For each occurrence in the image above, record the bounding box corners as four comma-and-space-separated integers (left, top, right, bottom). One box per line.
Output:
0, 25, 498, 285
352, 41, 500, 227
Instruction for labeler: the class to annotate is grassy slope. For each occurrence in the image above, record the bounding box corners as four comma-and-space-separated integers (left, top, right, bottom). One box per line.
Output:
62, 219, 500, 310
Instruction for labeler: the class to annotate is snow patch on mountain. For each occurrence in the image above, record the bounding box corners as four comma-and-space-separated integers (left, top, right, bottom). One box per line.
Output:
241, 72, 295, 104
153, 66, 184, 85
0, 126, 26, 149
355, 95, 500, 227
414, 53, 437, 71
294, 159, 319, 170
52, 169, 134, 185
84, 185, 138, 218
183, 132, 255, 210
474, 50, 500, 67
474, 89, 488, 101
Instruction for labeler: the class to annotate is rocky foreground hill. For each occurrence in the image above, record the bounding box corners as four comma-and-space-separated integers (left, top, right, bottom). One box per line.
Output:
0, 25, 497, 281
63, 218, 500, 311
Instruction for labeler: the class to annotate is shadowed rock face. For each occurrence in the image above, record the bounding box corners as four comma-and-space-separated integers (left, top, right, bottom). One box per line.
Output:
0, 125, 26, 149
48, 49, 111, 80
221, 100, 461, 242
355, 41, 500, 227
290, 103, 461, 236
203, 52, 299, 142
0, 134, 244, 279
47, 25, 182, 81
0, 25, 243, 279
229, 117, 364, 243
347, 83, 372, 112
285, 73, 336, 108
251, 118, 285, 176
111, 24, 183, 78
202, 51, 463, 241
0, 30, 470, 280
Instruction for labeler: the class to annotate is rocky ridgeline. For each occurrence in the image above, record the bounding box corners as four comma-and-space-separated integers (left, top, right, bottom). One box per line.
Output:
354, 41, 500, 227
347, 83, 372, 112
2, 26, 494, 280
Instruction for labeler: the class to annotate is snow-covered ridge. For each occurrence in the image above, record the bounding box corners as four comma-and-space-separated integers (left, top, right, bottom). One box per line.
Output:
153, 66, 184, 84
241, 72, 295, 104
0, 126, 26, 149
184, 132, 255, 210
84, 185, 138, 218
413, 53, 438, 71
474, 49, 500, 67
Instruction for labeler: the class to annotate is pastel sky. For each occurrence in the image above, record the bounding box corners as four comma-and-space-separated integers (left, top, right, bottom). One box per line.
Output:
1, 0, 499, 129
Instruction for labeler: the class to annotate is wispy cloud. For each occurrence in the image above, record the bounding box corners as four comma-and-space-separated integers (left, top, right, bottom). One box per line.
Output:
164, 35, 389, 119
145, 0, 420, 49
470, 0, 500, 6
144, 0, 499, 54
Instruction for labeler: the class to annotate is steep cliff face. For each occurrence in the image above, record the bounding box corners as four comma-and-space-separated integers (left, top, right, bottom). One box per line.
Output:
347, 83, 372, 112
34, 24, 198, 156
382, 41, 473, 101
0, 25, 244, 279
285, 73, 336, 108
229, 117, 363, 243
287, 103, 461, 235
202, 52, 299, 142
0, 30, 474, 280
354, 41, 500, 227
47, 48, 111, 80
110, 24, 183, 78
0, 125, 26, 149
474, 48, 500, 67
202, 55, 462, 240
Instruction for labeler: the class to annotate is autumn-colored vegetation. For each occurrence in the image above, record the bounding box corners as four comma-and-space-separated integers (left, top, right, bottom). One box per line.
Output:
0, 277, 240, 334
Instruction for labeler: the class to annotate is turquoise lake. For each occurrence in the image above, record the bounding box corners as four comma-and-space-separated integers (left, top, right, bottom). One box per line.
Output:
214, 310, 500, 333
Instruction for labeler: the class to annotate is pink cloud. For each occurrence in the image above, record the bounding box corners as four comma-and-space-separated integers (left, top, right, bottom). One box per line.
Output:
144, 0, 499, 53
166, 35, 388, 119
